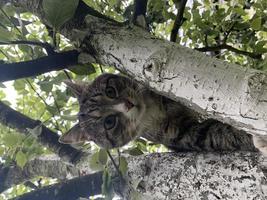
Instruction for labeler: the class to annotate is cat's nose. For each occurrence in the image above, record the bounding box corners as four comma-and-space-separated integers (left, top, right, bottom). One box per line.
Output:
125, 99, 134, 111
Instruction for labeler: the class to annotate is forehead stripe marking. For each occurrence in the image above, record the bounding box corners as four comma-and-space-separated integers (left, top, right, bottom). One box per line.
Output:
89, 98, 97, 103
88, 108, 99, 113
91, 93, 102, 98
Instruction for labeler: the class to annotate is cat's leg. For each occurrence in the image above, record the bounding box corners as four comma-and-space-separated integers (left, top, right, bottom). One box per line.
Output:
253, 135, 267, 157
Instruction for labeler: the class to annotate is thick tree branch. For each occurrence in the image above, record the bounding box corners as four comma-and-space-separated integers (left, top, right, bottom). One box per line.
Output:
0, 101, 86, 164
12, 172, 103, 200
196, 44, 262, 59
133, 0, 148, 28
0, 155, 81, 193
114, 152, 267, 199
80, 16, 267, 135
0, 50, 79, 82
170, 0, 187, 42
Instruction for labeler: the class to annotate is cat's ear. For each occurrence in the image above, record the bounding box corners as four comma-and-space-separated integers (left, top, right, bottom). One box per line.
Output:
59, 124, 91, 144
64, 80, 84, 97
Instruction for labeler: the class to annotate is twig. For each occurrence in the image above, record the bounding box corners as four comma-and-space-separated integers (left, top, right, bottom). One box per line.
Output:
196, 44, 262, 59
25, 79, 61, 131
0, 7, 22, 34
133, 0, 148, 28
99, 64, 104, 73
0, 49, 9, 60
170, 0, 187, 42
63, 70, 72, 81
106, 150, 124, 181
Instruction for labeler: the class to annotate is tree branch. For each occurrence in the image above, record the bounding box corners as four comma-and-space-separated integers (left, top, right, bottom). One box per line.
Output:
0, 50, 79, 82
8, 0, 119, 36
12, 171, 103, 200
170, 0, 187, 42
0, 101, 85, 164
0, 155, 81, 193
114, 152, 267, 199
196, 44, 262, 59
81, 17, 267, 135
133, 0, 148, 28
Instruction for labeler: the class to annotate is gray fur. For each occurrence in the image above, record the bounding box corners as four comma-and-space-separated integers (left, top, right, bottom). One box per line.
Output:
60, 74, 260, 153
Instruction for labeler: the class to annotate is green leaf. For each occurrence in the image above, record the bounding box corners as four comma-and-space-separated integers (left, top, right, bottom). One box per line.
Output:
119, 156, 128, 175
126, 147, 143, 156
2, 134, 19, 148
251, 17, 261, 30
0, 90, 6, 99
61, 115, 77, 121
13, 79, 26, 91
16, 151, 27, 168
255, 40, 267, 53
0, 27, 16, 42
89, 151, 104, 171
43, 0, 79, 29
39, 82, 53, 93
109, 0, 117, 7
233, 7, 246, 16
0, 146, 5, 156
101, 169, 114, 200
46, 105, 57, 115
98, 149, 108, 165
27, 125, 42, 138
69, 64, 95, 75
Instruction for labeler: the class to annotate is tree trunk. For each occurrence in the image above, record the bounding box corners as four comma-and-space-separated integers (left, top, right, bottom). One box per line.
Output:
0, 155, 81, 193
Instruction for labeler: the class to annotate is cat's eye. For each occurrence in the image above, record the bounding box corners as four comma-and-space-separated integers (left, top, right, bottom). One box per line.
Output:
105, 86, 117, 98
104, 115, 117, 130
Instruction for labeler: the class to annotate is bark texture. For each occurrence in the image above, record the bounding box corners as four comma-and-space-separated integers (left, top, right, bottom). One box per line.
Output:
83, 16, 267, 136
115, 152, 267, 200
8, 0, 267, 136
3, 2, 267, 200
0, 155, 81, 193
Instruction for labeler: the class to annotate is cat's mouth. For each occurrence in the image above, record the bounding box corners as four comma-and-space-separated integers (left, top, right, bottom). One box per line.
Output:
112, 99, 137, 113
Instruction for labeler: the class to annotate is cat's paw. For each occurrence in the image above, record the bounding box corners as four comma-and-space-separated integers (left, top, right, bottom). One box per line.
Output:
253, 135, 267, 157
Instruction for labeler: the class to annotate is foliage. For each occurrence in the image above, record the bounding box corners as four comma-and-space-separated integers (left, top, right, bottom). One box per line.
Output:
0, 0, 266, 199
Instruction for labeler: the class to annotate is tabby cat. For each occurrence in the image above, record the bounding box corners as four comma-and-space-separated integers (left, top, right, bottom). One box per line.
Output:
59, 73, 266, 154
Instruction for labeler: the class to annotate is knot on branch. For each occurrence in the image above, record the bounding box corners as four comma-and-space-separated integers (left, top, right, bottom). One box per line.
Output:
240, 72, 267, 121
143, 49, 168, 82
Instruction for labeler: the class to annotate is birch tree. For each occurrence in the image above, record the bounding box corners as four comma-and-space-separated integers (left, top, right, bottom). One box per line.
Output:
0, 0, 267, 199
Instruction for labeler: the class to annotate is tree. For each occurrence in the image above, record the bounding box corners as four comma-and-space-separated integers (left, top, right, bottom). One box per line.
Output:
0, 0, 267, 199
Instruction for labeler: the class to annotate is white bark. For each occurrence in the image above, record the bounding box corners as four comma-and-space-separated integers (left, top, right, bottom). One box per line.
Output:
80, 16, 267, 136
0, 155, 81, 193
116, 152, 267, 200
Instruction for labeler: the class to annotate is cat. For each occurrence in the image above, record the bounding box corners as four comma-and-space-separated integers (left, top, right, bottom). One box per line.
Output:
59, 73, 266, 154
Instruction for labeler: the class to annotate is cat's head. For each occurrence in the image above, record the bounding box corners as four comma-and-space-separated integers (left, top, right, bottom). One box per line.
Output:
59, 73, 147, 149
